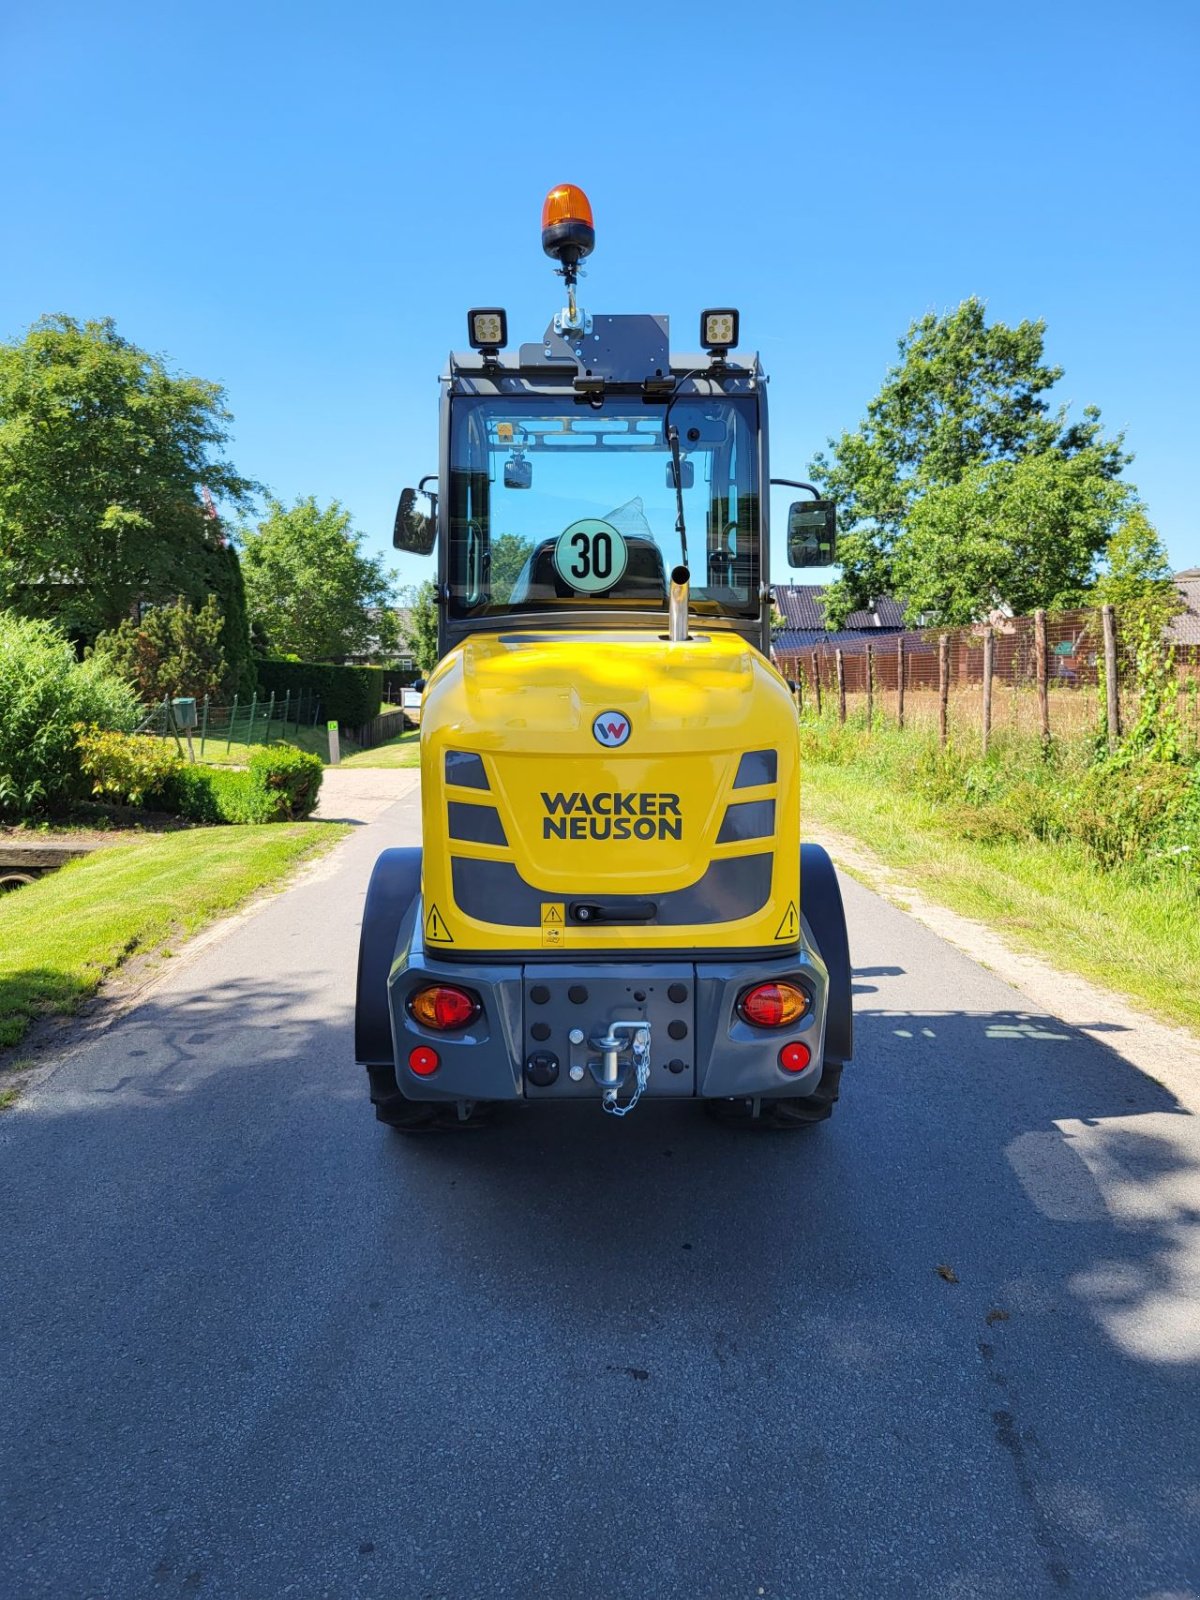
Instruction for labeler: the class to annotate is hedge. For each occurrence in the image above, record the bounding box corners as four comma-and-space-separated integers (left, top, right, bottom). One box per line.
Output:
75, 729, 324, 824
252, 659, 382, 729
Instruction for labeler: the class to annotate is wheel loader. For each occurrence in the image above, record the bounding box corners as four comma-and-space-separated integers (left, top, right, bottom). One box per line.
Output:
355, 184, 852, 1130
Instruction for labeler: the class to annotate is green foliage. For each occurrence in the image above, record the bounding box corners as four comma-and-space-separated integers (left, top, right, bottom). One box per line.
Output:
810, 298, 1130, 627
892, 452, 1132, 625
1094, 509, 1183, 634
402, 579, 439, 675
73, 727, 323, 823
0, 612, 139, 816
0, 316, 253, 640
490, 533, 534, 604
253, 658, 382, 727
91, 594, 228, 703
75, 727, 183, 808
797, 719, 1199, 878
238, 496, 398, 661
1110, 612, 1183, 766
205, 542, 257, 698
245, 743, 323, 819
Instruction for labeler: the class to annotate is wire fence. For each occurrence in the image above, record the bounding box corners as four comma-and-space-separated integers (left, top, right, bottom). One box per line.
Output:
775, 606, 1200, 754
141, 689, 324, 755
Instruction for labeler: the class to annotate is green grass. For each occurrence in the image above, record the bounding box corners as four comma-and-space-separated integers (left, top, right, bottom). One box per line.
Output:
0, 821, 349, 1052
197, 723, 355, 767
337, 728, 421, 769
803, 751, 1200, 1034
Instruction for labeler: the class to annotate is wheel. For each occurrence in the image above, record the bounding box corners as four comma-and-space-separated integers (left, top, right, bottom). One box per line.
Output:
705, 1059, 843, 1129
367, 1067, 492, 1134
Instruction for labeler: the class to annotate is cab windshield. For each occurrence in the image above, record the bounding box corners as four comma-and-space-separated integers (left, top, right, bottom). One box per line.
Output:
446, 394, 760, 620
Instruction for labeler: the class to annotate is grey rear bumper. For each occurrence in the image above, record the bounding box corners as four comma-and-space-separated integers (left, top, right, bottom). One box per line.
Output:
383, 897, 832, 1105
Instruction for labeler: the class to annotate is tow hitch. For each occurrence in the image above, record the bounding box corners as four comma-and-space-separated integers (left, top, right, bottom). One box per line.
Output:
588, 1020, 652, 1117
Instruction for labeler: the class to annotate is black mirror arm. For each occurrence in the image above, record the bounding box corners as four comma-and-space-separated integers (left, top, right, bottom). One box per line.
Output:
771, 478, 822, 498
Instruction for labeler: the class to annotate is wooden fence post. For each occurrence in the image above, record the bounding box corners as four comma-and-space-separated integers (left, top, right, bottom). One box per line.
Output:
1035, 609, 1050, 747
1102, 603, 1121, 752
897, 635, 906, 730
982, 627, 994, 756
938, 634, 950, 748
812, 652, 823, 717
835, 649, 846, 724
795, 665, 803, 717
865, 642, 874, 730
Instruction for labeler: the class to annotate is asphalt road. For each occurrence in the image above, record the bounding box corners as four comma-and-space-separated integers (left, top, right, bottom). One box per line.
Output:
2, 777, 1199, 1599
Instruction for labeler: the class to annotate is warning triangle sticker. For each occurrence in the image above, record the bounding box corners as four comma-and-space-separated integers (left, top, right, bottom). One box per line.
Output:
775, 901, 799, 941
425, 904, 453, 943
542, 904, 563, 924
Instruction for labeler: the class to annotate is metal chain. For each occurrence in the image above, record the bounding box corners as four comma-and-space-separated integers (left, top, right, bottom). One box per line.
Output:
602, 1028, 651, 1118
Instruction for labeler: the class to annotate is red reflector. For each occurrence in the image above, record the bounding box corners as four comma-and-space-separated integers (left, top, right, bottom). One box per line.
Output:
408, 985, 480, 1031
778, 1041, 811, 1074
408, 1046, 440, 1076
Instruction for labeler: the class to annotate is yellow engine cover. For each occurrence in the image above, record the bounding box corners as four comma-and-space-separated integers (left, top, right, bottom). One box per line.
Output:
418, 630, 801, 957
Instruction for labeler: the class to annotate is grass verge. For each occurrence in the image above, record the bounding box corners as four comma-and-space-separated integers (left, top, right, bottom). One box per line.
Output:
197, 724, 353, 766
0, 821, 349, 1054
337, 728, 421, 769
803, 753, 1200, 1034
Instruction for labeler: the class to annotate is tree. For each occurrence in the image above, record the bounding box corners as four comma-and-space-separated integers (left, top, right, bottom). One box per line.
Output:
238, 496, 398, 661
809, 298, 1129, 625
490, 533, 534, 603
204, 541, 257, 699
91, 595, 228, 703
0, 316, 253, 641
891, 450, 1134, 626
401, 580, 439, 675
1093, 508, 1183, 633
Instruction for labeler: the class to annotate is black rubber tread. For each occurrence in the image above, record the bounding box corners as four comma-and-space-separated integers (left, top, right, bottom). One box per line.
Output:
800, 843, 854, 1063
355, 847, 422, 1066
704, 1059, 844, 1130
366, 1067, 493, 1133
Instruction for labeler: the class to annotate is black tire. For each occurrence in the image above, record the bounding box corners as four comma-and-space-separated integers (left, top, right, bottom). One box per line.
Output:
707, 845, 852, 1131
367, 1065, 492, 1133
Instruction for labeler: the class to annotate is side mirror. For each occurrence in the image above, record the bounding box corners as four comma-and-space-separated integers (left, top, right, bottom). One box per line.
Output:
666, 459, 695, 490
393, 487, 436, 555
504, 455, 532, 490
787, 499, 837, 568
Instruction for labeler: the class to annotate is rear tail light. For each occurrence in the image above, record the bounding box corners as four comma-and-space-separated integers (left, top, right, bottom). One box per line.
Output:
737, 981, 810, 1029
407, 985, 481, 1031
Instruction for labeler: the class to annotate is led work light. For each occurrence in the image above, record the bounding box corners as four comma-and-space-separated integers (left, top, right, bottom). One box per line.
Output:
700, 308, 740, 352
467, 308, 508, 350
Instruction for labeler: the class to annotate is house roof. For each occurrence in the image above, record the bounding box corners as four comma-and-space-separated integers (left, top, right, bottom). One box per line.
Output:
1169, 571, 1200, 646
772, 584, 906, 635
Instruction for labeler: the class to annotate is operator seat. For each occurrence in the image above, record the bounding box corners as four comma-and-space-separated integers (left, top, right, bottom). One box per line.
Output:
520, 535, 667, 601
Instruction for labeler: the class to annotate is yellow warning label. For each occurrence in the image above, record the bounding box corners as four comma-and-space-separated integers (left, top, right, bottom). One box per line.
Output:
540, 902, 565, 926
775, 900, 799, 941
541, 925, 564, 948
425, 904, 453, 943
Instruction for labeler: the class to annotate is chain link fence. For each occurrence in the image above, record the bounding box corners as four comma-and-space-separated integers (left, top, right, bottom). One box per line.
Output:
140, 689, 324, 755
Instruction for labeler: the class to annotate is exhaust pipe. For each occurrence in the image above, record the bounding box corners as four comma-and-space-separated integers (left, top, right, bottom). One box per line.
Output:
669, 566, 690, 642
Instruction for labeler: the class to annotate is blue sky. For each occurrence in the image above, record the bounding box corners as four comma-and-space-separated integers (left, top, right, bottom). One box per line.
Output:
3, 0, 1197, 593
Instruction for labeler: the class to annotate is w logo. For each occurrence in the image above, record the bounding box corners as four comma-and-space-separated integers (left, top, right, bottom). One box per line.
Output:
592, 711, 631, 748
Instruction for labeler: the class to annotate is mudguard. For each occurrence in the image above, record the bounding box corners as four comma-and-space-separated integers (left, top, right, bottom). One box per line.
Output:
800, 843, 853, 1063
355, 847, 422, 1065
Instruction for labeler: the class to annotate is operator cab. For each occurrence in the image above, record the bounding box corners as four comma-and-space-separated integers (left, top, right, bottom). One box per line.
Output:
394, 184, 837, 659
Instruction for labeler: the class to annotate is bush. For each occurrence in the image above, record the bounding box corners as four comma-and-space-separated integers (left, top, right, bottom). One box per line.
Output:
73, 729, 323, 824
76, 728, 184, 808
246, 744, 323, 819
253, 658, 382, 728
0, 614, 140, 816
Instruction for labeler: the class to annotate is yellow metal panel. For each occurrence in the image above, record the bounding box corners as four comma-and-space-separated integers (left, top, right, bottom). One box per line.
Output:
420, 630, 800, 955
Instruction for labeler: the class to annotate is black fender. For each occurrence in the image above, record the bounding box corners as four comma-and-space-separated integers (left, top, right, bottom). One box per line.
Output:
354, 847, 422, 1065
800, 843, 853, 1063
